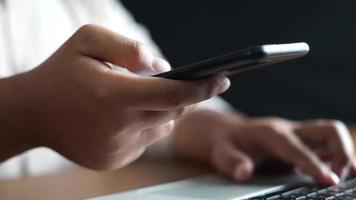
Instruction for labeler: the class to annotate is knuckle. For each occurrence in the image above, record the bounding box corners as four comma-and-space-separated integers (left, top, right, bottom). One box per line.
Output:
76, 24, 98, 42
77, 24, 98, 34
264, 124, 279, 133
262, 125, 285, 137
324, 119, 344, 128
74, 24, 102, 50
127, 40, 146, 66
316, 119, 344, 129
90, 86, 114, 108
322, 120, 347, 137
267, 116, 285, 122
203, 79, 217, 99
167, 88, 187, 108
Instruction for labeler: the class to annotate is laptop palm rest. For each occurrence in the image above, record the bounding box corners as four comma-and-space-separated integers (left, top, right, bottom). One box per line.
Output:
144, 174, 310, 200
92, 174, 312, 200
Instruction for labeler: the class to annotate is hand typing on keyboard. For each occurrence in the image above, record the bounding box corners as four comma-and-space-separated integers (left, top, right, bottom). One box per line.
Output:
174, 115, 356, 186
248, 175, 356, 200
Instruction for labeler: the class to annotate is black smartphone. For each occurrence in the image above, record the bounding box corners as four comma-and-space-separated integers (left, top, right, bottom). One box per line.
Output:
154, 42, 309, 80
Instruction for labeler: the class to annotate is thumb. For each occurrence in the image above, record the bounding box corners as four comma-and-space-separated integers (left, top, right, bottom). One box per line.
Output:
152, 56, 171, 73
211, 140, 254, 182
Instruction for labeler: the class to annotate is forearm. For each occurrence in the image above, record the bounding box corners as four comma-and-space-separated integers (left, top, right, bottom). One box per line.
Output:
145, 96, 236, 159
0, 75, 37, 162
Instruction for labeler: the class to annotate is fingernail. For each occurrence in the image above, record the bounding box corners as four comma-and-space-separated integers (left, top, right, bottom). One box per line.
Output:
152, 57, 171, 73
329, 172, 340, 184
233, 162, 253, 182
212, 76, 230, 94
320, 165, 340, 185
321, 166, 340, 185
352, 160, 356, 169
340, 167, 349, 181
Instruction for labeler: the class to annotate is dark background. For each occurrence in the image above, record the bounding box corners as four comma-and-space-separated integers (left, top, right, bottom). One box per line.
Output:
121, 1, 356, 122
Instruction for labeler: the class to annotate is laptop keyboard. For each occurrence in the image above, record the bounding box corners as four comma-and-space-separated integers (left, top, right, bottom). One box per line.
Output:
247, 177, 356, 200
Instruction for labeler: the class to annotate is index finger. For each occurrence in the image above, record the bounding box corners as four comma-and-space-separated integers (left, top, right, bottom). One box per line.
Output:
266, 131, 340, 185
295, 120, 355, 177
120, 74, 230, 111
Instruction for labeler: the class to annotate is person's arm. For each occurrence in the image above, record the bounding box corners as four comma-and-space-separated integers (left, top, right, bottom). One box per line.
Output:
0, 24, 230, 170
172, 108, 356, 185
0, 76, 36, 161
173, 109, 245, 162
143, 96, 238, 159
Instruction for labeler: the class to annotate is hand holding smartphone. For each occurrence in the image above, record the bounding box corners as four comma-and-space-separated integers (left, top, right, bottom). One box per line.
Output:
154, 42, 309, 80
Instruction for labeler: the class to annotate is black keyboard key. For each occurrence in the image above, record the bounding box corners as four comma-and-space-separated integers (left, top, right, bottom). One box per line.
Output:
266, 195, 280, 200
246, 177, 356, 200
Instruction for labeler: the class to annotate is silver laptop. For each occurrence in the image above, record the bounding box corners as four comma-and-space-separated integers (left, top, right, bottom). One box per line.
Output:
91, 174, 313, 200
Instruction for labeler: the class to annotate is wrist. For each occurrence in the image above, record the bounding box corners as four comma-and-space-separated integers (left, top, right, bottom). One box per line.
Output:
173, 109, 233, 161
0, 74, 38, 161
173, 108, 250, 161
0, 77, 15, 138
